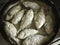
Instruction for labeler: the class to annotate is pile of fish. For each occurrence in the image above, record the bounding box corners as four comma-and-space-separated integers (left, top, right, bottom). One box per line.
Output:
3, 0, 54, 45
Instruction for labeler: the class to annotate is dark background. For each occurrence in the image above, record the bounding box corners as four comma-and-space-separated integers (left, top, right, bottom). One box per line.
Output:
0, 0, 60, 45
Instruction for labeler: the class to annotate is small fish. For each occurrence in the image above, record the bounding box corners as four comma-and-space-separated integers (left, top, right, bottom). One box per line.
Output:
4, 22, 17, 37
6, 4, 21, 20
44, 14, 54, 34
17, 29, 38, 39
4, 22, 21, 45
18, 9, 34, 32
23, 1, 40, 11
11, 10, 25, 24
34, 9, 45, 29
23, 35, 47, 45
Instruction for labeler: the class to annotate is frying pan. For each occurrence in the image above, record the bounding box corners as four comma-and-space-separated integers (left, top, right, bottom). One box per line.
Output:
0, 0, 60, 45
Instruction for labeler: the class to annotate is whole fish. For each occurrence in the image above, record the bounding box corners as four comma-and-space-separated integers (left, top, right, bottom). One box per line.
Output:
44, 13, 54, 34
11, 10, 25, 24
23, 35, 47, 45
4, 21, 21, 45
18, 9, 34, 32
23, 1, 40, 11
6, 4, 21, 20
17, 29, 38, 39
4, 21, 17, 37
34, 9, 45, 29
